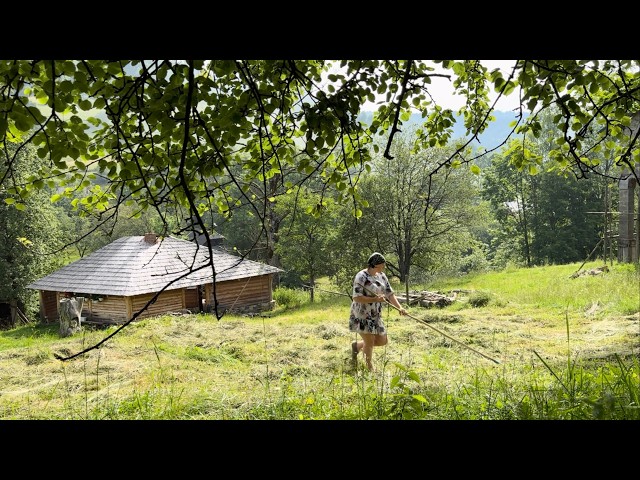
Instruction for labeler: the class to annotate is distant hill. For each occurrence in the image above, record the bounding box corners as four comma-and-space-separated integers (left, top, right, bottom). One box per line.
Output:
358, 110, 529, 151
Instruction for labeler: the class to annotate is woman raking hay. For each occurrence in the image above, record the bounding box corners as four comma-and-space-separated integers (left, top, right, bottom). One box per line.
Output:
349, 252, 408, 371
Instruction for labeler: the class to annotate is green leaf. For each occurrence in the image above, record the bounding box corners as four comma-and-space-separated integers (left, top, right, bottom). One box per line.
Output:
12, 111, 33, 132
503, 81, 516, 96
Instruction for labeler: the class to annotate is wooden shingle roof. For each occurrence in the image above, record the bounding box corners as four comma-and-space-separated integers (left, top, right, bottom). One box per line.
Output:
27, 235, 282, 297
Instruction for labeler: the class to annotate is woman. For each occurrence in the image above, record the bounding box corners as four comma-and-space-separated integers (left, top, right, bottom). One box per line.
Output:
349, 252, 407, 371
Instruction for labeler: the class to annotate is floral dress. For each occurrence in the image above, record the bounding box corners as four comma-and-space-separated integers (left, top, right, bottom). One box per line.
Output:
349, 269, 393, 336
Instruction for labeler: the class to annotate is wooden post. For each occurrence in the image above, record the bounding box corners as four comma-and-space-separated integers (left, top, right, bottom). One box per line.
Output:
619, 176, 636, 263
59, 297, 85, 337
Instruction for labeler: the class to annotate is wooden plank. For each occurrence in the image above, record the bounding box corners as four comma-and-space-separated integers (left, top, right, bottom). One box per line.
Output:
205, 275, 273, 311
126, 296, 132, 321
131, 290, 184, 318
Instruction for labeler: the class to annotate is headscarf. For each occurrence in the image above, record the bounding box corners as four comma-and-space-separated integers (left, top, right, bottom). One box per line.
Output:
367, 252, 386, 268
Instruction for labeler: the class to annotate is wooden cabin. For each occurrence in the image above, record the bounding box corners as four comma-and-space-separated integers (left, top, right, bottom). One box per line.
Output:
28, 234, 282, 324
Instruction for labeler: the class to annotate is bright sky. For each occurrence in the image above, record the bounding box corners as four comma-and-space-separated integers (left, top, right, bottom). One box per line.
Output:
361, 60, 522, 112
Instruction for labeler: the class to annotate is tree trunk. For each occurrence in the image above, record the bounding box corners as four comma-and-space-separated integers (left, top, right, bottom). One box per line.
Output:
59, 297, 85, 337
9, 298, 17, 328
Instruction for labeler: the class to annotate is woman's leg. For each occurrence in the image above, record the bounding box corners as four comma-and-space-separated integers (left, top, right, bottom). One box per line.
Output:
374, 334, 388, 347
351, 338, 362, 361
359, 332, 387, 370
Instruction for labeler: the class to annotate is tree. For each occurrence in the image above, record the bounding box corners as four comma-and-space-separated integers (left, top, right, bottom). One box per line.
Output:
482, 141, 537, 267
56, 195, 172, 259
529, 171, 602, 264
0, 143, 65, 326
483, 107, 611, 267
3, 60, 638, 237
347, 128, 488, 295
273, 186, 340, 299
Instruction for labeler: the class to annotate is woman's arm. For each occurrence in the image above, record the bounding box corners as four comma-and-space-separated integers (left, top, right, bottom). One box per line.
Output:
387, 293, 408, 315
352, 293, 385, 303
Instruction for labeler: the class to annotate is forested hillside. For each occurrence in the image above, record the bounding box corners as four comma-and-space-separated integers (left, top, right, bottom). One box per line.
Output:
358, 110, 530, 150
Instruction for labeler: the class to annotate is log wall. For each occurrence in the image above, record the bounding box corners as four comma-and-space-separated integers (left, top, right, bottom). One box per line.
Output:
205, 275, 274, 313
130, 289, 185, 319
84, 295, 129, 323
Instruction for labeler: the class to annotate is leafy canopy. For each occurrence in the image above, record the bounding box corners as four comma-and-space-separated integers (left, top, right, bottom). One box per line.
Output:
1, 60, 638, 235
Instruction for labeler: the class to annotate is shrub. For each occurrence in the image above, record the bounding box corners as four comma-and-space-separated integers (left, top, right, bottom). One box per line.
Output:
273, 287, 307, 309
468, 290, 491, 308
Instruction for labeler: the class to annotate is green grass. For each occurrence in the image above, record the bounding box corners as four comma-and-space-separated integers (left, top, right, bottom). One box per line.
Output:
0, 260, 638, 420
427, 262, 638, 313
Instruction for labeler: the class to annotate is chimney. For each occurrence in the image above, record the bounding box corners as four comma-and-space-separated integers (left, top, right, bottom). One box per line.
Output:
144, 233, 157, 244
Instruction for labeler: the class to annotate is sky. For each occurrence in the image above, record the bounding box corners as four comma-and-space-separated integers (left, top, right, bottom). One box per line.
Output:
360, 60, 522, 113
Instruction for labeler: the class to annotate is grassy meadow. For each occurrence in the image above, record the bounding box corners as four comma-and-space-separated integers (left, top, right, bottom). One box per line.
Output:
0, 260, 638, 420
